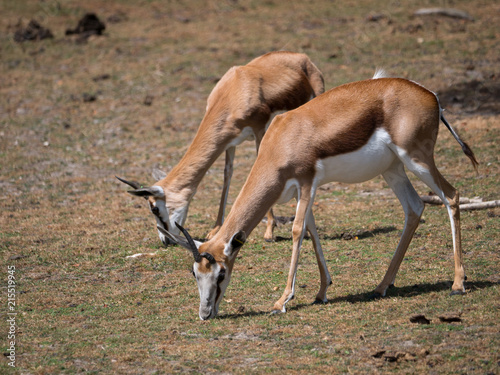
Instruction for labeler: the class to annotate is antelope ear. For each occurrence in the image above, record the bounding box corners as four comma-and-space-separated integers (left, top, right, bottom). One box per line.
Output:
128, 186, 165, 198
152, 168, 167, 181
225, 231, 246, 256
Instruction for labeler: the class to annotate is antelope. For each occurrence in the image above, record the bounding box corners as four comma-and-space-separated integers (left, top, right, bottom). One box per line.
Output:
117, 51, 325, 245
161, 75, 478, 320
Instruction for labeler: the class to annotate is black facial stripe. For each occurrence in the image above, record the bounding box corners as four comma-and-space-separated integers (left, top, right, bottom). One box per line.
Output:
157, 216, 169, 231
215, 284, 222, 304
217, 269, 225, 283
149, 202, 169, 231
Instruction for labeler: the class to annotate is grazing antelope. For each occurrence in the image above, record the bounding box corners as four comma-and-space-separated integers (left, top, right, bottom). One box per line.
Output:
161, 76, 478, 320
117, 51, 324, 245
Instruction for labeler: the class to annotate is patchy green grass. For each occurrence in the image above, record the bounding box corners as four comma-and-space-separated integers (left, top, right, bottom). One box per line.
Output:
1, 0, 499, 373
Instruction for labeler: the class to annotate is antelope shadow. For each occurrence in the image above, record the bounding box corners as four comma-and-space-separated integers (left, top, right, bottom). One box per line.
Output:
274, 225, 398, 242
217, 279, 498, 320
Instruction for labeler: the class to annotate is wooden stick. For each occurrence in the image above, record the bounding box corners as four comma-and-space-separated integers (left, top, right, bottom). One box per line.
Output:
420, 196, 483, 205
459, 201, 500, 211
420, 196, 500, 211
414, 8, 474, 21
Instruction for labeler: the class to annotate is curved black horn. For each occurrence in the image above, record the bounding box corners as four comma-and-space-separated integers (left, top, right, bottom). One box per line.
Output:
175, 222, 202, 263
200, 252, 216, 265
116, 176, 143, 190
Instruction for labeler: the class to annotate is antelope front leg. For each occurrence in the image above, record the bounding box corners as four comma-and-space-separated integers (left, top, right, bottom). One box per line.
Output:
272, 189, 312, 313
255, 130, 277, 243
207, 147, 235, 240
263, 207, 277, 242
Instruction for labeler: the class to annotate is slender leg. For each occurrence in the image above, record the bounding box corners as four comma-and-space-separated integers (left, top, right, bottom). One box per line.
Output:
306, 212, 332, 303
374, 160, 424, 296
255, 130, 277, 242
272, 185, 313, 313
447, 189, 466, 295
263, 208, 277, 242
403, 160, 466, 295
206, 147, 235, 240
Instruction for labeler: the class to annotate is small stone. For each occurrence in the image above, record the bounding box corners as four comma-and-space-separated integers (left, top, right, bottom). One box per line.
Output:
9, 254, 27, 260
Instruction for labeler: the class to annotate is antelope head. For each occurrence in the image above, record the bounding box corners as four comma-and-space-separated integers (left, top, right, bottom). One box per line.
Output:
116, 175, 176, 246
158, 223, 246, 320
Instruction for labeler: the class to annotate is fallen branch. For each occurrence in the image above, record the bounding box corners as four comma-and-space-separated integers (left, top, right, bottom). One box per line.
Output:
420, 196, 500, 211
459, 201, 500, 211
414, 8, 474, 21
420, 196, 483, 205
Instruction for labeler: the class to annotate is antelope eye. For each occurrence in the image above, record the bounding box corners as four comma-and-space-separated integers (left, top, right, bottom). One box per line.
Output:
151, 206, 160, 216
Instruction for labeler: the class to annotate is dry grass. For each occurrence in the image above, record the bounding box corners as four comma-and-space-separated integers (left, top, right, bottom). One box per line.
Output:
1, 0, 499, 373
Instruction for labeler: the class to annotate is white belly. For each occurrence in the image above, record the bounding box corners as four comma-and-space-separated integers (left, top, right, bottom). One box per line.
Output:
315, 128, 395, 185
276, 179, 300, 204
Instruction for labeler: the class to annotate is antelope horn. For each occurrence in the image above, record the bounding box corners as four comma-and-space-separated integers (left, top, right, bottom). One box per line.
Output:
116, 176, 143, 190
174, 223, 216, 264
156, 225, 183, 246
175, 222, 202, 263
116, 176, 164, 198
200, 252, 216, 265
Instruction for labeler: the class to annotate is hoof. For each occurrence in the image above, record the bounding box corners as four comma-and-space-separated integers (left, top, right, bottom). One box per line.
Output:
264, 237, 275, 243
270, 309, 284, 315
449, 289, 466, 296
312, 298, 327, 305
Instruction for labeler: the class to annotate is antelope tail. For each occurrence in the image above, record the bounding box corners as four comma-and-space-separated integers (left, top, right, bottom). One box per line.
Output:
440, 113, 479, 173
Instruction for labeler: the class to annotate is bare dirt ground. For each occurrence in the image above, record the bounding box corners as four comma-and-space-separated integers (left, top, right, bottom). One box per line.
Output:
1, 0, 499, 373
